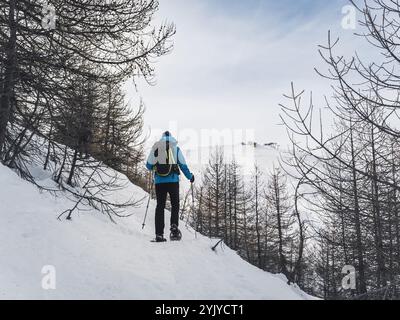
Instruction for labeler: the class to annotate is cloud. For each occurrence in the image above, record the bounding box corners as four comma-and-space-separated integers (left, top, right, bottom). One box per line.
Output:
127, 0, 369, 148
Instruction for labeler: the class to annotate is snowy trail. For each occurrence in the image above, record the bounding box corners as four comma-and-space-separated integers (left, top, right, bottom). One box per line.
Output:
0, 164, 313, 300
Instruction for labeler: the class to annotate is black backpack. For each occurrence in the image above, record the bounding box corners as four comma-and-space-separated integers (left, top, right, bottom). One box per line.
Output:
154, 141, 180, 177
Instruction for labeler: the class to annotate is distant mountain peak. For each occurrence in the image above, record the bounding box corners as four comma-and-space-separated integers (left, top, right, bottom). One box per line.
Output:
241, 141, 279, 149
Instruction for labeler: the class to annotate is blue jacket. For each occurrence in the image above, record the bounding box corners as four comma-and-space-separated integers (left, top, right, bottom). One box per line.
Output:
146, 134, 193, 184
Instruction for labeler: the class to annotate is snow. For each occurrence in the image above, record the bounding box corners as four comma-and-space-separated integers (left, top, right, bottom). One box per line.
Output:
0, 163, 315, 300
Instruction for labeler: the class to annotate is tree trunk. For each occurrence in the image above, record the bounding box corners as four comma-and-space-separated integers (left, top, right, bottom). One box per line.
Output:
67, 149, 79, 186
0, 0, 17, 159
350, 124, 367, 294
255, 170, 262, 268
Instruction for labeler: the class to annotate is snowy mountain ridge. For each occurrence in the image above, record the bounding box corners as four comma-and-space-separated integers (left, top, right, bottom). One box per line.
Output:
0, 162, 314, 299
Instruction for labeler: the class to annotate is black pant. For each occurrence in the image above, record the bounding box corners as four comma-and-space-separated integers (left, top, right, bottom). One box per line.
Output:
155, 182, 179, 236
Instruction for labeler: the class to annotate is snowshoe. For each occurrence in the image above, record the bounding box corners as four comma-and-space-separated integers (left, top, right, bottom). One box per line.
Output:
151, 235, 167, 243
169, 224, 182, 241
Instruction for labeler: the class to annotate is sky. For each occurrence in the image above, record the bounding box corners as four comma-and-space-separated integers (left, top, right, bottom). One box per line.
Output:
127, 0, 371, 150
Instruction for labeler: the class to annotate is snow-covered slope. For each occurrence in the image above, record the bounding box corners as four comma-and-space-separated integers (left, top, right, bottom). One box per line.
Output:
0, 163, 313, 300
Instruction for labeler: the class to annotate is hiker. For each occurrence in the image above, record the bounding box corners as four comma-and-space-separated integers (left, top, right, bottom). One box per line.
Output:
146, 131, 195, 242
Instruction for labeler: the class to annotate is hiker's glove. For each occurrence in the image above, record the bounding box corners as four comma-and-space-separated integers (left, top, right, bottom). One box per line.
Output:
190, 175, 195, 183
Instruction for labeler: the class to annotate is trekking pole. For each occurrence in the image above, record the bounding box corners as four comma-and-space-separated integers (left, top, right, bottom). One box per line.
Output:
142, 173, 154, 230
190, 182, 197, 238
